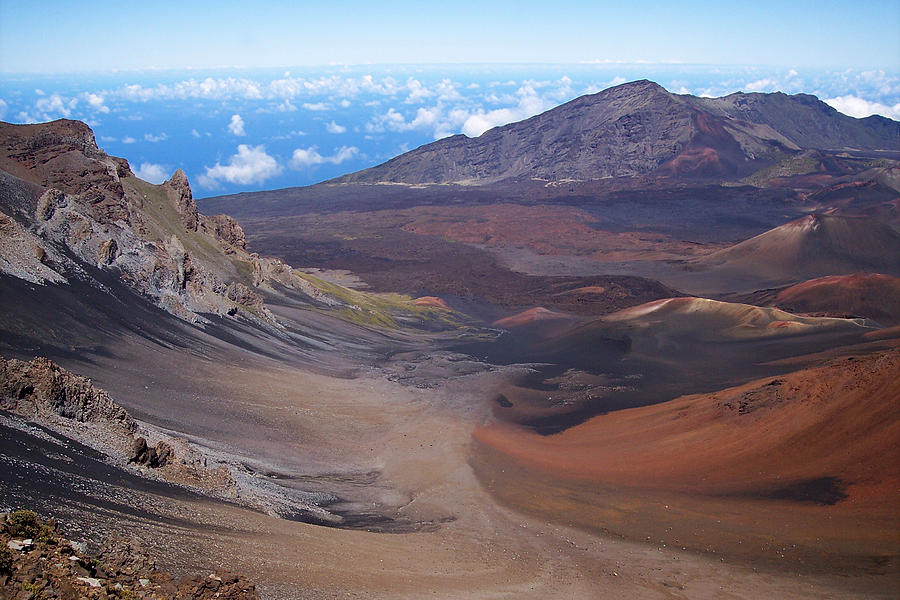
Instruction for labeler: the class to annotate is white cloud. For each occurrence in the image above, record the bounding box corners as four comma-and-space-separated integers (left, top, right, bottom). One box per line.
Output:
364, 78, 573, 140
0, 99, 6, 120
290, 146, 359, 168
340, 99, 351, 108
275, 99, 297, 112
744, 79, 777, 92
367, 107, 407, 133
366, 106, 449, 136
121, 136, 136, 144
191, 129, 201, 138
303, 102, 329, 111
17, 93, 79, 122
104, 74, 464, 107
325, 120, 346, 134
227, 114, 246, 136
99, 135, 116, 142
143, 132, 168, 142
460, 84, 551, 137
272, 129, 307, 140
199, 145, 281, 187
135, 162, 169, 184
824, 95, 900, 120
409, 107, 441, 130
82, 92, 109, 113
118, 77, 263, 102
435, 78, 463, 102
404, 78, 433, 104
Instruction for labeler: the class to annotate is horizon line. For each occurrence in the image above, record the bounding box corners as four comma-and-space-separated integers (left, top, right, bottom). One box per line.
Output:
3, 61, 895, 77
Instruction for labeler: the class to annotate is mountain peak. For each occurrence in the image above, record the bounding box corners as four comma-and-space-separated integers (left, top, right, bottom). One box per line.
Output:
334, 82, 898, 186
609, 78, 667, 92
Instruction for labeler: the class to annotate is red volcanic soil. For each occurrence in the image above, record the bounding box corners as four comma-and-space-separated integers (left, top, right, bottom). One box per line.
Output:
472, 348, 900, 573
492, 307, 573, 328
773, 273, 900, 326
657, 146, 723, 177
412, 296, 450, 309
401, 203, 713, 261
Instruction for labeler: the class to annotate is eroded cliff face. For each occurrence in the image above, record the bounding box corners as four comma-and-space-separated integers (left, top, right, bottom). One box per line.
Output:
0, 120, 323, 324
0, 356, 133, 427
0, 354, 250, 519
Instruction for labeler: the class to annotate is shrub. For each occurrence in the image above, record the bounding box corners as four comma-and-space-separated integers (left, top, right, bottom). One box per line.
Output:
0, 544, 12, 574
7, 510, 55, 544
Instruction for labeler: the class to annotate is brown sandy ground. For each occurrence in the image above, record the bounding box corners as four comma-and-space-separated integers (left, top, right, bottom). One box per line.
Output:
3, 331, 897, 599
472, 348, 900, 587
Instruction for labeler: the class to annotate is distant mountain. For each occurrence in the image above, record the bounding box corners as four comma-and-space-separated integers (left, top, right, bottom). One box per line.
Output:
333, 80, 899, 185
691, 214, 900, 290
768, 273, 900, 326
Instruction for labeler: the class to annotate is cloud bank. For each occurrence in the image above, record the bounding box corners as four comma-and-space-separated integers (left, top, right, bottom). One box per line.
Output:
824, 95, 900, 120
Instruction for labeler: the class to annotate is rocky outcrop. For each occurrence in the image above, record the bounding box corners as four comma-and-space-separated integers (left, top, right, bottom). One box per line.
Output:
0, 356, 134, 428
97, 237, 118, 265
0, 356, 186, 473
0, 510, 259, 599
164, 168, 199, 231
203, 213, 246, 252
0, 120, 291, 324
0, 120, 135, 224
1, 119, 470, 330
225, 281, 267, 313
129, 437, 174, 468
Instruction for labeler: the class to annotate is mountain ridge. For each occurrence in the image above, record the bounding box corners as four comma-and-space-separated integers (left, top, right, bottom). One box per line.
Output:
333, 79, 899, 185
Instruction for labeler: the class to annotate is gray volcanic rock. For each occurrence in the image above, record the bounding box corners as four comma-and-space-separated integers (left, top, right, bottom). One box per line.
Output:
334, 80, 899, 185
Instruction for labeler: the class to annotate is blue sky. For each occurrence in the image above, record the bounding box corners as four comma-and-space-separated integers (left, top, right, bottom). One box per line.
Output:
1, 1, 899, 72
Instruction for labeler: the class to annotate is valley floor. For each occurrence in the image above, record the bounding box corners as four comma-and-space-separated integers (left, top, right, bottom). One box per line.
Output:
2, 326, 897, 599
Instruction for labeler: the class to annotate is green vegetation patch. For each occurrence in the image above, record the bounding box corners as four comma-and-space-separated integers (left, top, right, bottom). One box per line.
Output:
7, 509, 54, 543
741, 152, 822, 187
295, 271, 466, 331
